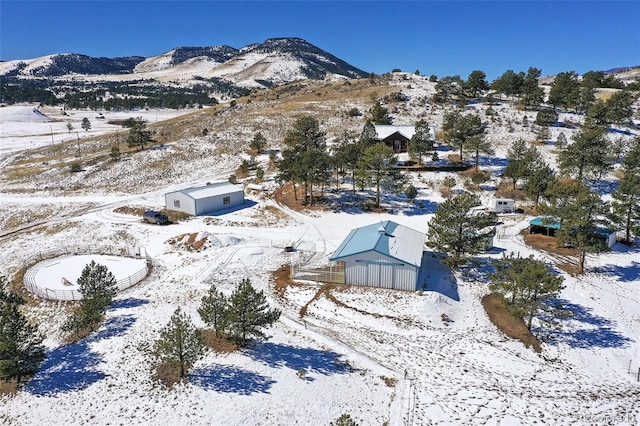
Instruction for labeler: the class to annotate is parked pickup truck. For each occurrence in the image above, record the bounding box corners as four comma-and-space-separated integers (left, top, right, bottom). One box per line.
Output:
143, 210, 169, 225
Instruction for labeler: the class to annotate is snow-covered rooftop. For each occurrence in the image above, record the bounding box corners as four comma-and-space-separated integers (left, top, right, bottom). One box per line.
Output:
330, 220, 425, 267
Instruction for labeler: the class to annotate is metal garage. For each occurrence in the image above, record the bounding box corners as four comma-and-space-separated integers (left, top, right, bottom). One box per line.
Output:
329, 221, 426, 291
164, 182, 244, 216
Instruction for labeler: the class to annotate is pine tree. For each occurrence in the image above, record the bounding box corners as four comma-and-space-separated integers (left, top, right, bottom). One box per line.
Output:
126, 117, 154, 151
490, 255, 564, 331
408, 119, 434, 165
358, 143, 406, 208
541, 179, 608, 273
81, 117, 91, 132
0, 277, 46, 384
464, 70, 489, 99
226, 278, 281, 346
249, 132, 267, 153
426, 193, 497, 267
278, 116, 331, 205
154, 307, 204, 378
369, 101, 392, 125
559, 127, 612, 182
62, 261, 117, 335
442, 112, 486, 164
609, 137, 640, 243
556, 132, 567, 150
198, 284, 229, 338
503, 139, 530, 189
467, 134, 494, 172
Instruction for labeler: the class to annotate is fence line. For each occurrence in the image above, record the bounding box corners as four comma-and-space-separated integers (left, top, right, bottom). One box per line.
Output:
290, 263, 345, 285
22, 245, 151, 301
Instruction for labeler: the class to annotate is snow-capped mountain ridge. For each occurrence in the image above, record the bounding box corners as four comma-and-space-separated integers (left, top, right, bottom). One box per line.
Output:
1, 38, 368, 86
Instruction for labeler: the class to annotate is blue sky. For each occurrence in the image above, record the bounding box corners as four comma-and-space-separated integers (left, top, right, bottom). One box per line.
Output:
1, 1, 638, 79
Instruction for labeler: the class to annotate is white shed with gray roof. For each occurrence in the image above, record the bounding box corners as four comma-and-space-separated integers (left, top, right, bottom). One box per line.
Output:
165, 182, 244, 216
330, 220, 426, 291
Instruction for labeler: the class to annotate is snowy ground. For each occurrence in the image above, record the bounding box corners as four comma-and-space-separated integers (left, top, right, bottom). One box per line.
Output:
1, 77, 640, 425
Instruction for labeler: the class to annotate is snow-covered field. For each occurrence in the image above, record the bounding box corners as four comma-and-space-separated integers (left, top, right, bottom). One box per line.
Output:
1, 75, 640, 425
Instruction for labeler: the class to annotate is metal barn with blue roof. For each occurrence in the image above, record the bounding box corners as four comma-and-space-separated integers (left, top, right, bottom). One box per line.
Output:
330, 221, 426, 291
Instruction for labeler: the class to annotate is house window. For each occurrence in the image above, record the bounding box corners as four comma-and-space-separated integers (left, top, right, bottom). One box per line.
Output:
174, 200, 180, 208
223, 196, 231, 205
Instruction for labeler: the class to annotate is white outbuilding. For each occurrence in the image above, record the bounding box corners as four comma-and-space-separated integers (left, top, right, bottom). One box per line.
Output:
489, 198, 515, 213
164, 182, 244, 216
330, 220, 426, 291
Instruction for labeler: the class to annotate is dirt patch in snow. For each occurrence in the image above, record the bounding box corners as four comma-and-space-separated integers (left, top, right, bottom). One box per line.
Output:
271, 264, 301, 297
481, 293, 541, 353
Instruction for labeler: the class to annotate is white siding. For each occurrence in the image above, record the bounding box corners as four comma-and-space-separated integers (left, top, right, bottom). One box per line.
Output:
194, 191, 243, 215
165, 192, 196, 215
342, 251, 418, 291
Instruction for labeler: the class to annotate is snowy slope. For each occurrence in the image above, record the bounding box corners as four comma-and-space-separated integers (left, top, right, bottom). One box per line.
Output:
1, 73, 639, 425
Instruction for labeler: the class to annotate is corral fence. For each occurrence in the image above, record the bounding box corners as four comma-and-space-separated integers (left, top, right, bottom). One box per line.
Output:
290, 262, 345, 285
23, 245, 151, 301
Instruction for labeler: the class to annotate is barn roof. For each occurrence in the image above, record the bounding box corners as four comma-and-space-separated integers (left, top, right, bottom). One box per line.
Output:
330, 220, 426, 267
167, 182, 243, 200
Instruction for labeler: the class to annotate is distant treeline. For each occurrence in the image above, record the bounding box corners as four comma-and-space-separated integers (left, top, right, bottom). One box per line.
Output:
0, 77, 250, 110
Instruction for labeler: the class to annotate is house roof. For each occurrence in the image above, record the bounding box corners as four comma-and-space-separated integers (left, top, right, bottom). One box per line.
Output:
167, 182, 244, 200
330, 220, 426, 267
374, 125, 436, 141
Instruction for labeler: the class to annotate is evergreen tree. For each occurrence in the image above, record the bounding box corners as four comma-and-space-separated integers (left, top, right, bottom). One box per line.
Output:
559, 127, 612, 181
548, 71, 580, 110
555, 132, 567, 150
81, 117, 91, 132
154, 307, 204, 378
330, 413, 359, 426
535, 109, 558, 127
491, 69, 524, 100
0, 277, 46, 384
62, 261, 117, 335
198, 284, 229, 338
520, 67, 545, 108
249, 132, 267, 153
467, 134, 494, 172
490, 255, 564, 331
333, 131, 361, 193
408, 119, 434, 165
126, 117, 154, 151
605, 90, 635, 125
369, 101, 392, 124
358, 121, 378, 148
541, 179, 608, 273
503, 139, 529, 189
442, 112, 486, 164
110, 145, 121, 162
358, 143, 406, 208
226, 278, 281, 346
609, 137, 640, 243
523, 160, 555, 208
278, 116, 331, 205
66, 122, 74, 133
405, 184, 418, 201
426, 193, 497, 267
464, 70, 489, 99
434, 76, 461, 103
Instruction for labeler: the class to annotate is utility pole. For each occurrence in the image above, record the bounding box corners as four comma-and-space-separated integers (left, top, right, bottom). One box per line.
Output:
50, 125, 54, 146
76, 132, 81, 158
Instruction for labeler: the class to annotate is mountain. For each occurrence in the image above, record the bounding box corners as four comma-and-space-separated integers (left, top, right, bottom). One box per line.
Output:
0, 38, 368, 87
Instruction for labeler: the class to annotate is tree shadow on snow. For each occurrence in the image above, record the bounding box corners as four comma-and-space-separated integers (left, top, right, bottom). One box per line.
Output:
27, 315, 136, 396
109, 297, 149, 310
244, 342, 352, 376
190, 364, 276, 395
588, 179, 618, 196
537, 299, 632, 349
592, 261, 640, 282
417, 252, 459, 301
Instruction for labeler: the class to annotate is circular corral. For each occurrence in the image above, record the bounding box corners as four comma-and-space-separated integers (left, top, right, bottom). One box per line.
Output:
25, 254, 149, 301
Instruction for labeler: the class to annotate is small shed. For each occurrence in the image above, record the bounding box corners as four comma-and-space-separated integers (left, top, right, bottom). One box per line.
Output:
529, 217, 616, 248
165, 182, 244, 216
374, 124, 436, 153
329, 221, 426, 291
